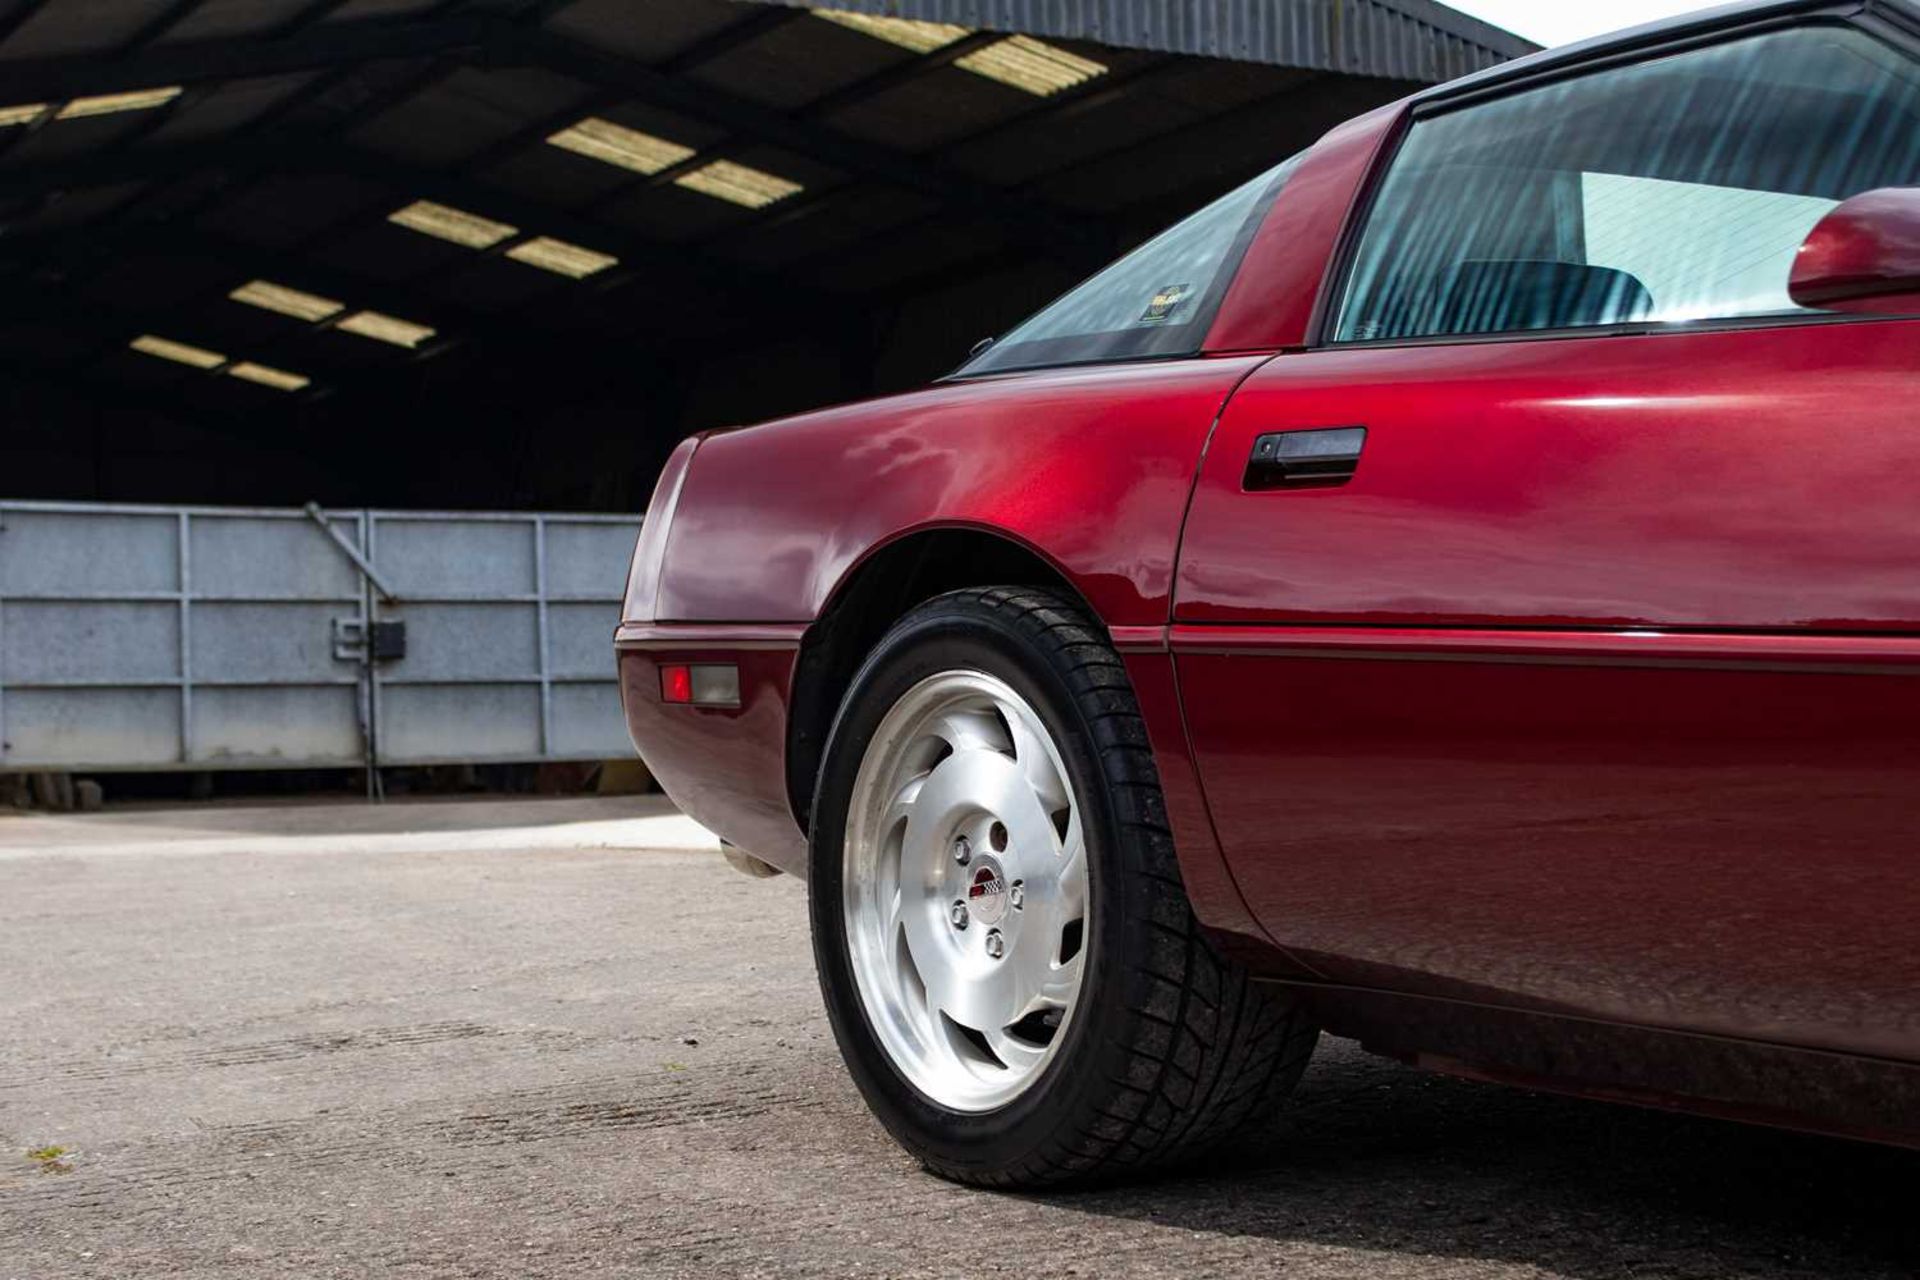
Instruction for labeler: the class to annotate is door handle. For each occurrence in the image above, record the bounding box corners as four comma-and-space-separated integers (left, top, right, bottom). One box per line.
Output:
1244, 426, 1367, 490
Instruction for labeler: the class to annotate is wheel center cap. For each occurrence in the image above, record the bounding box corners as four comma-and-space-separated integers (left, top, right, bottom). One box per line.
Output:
966, 856, 1010, 927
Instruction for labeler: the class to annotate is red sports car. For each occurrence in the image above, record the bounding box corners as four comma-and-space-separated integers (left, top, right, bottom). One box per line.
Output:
619, 0, 1920, 1187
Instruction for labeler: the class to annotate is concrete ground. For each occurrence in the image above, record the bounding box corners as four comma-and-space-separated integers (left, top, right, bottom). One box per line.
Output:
1, 797, 1916, 1280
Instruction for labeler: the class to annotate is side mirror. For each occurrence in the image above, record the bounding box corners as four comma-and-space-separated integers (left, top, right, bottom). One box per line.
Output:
1789, 187, 1920, 316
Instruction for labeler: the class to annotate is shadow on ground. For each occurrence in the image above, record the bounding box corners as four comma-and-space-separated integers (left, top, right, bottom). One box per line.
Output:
1046, 1046, 1920, 1278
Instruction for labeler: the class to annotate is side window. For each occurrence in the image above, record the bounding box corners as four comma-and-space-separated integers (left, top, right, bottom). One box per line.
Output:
962, 155, 1299, 375
1334, 25, 1920, 343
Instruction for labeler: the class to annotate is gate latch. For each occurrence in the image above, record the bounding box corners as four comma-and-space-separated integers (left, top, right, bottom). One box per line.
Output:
333, 619, 408, 663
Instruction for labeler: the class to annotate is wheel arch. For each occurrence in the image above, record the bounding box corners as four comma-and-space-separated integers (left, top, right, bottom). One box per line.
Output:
785, 523, 1103, 835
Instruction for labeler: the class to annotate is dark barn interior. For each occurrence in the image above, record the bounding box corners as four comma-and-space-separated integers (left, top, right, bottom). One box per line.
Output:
0, 0, 1530, 516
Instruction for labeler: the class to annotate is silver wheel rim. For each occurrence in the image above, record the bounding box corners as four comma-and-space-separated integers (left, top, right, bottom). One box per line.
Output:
843, 669, 1089, 1112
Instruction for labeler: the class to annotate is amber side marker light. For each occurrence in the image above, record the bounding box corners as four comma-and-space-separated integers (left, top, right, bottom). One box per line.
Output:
659, 664, 741, 707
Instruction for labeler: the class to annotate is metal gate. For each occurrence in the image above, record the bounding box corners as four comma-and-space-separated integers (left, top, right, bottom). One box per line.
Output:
0, 500, 641, 772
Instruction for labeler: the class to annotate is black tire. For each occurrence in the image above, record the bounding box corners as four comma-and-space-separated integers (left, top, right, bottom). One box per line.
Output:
808, 586, 1318, 1188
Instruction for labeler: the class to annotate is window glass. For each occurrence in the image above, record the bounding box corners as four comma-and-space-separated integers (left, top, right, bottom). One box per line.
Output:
961, 155, 1299, 375
1335, 25, 1920, 343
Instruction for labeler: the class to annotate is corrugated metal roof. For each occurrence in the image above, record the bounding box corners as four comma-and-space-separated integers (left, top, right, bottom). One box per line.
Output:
766, 0, 1539, 83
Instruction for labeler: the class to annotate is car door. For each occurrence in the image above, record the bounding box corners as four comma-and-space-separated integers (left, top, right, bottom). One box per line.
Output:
1173, 17, 1920, 1062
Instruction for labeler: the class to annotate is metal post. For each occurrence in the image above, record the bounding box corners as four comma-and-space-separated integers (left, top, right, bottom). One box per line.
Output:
360, 510, 382, 802
0, 508, 8, 770
534, 515, 553, 756
362, 511, 384, 803
177, 510, 194, 764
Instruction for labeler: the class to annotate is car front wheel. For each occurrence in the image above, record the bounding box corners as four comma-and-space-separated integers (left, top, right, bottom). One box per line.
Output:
809, 586, 1317, 1187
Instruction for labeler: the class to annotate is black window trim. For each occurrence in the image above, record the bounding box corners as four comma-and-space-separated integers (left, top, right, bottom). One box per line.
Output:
1307, 5, 1920, 353
1413, 2, 1865, 117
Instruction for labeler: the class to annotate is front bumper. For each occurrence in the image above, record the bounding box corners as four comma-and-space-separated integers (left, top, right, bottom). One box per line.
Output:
615, 623, 810, 877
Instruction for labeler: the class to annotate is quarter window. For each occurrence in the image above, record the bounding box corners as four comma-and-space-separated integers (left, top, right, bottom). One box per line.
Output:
961, 155, 1299, 375
1334, 25, 1920, 343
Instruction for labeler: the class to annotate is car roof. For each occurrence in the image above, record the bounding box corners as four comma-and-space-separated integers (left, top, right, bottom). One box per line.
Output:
1415, 0, 1917, 109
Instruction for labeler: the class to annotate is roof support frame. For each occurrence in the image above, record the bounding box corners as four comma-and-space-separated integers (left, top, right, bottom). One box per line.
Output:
166, 0, 602, 325
0, 0, 212, 168
13, 221, 487, 350
0, 0, 1533, 107
757, 0, 1535, 77
0, 128, 871, 323
0, 14, 496, 103
121, 0, 213, 51
23, 0, 477, 268
0, 8, 1138, 270
281, 7, 822, 328
0, 252, 630, 409
697, 43, 1181, 259
514, 27, 1110, 258
0, 133, 878, 381
0, 256, 438, 391
0, 0, 1541, 422
0, 0, 54, 49
587, 28, 1004, 204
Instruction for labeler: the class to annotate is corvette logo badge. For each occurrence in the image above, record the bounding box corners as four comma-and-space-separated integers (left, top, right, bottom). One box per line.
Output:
968, 862, 1009, 926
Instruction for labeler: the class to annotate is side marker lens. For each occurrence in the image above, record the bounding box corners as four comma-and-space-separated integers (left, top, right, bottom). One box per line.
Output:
689, 665, 741, 707
660, 663, 739, 707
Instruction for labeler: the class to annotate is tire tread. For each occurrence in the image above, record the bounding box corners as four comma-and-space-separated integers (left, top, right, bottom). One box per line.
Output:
888, 587, 1317, 1189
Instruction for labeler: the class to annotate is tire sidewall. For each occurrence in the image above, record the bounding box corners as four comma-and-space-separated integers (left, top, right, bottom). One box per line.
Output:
808, 596, 1139, 1175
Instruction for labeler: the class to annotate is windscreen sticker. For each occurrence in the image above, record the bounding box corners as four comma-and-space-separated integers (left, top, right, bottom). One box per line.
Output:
1139, 282, 1194, 324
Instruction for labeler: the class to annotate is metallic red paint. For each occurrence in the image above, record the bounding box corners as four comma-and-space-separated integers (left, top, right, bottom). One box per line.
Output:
617, 635, 807, 873
1206, 104, 1401, 353
1176, 322, 1920, 631
653, 356, 1267, 627
625, 359, 1267, 882
623, 435, 701, 624
1172, 316, 1920, 1088
1789, 186, 1920, 315
1116, 648, 1299, 970
1176, 631, 1920, 1062
619, 3, 1920, 1151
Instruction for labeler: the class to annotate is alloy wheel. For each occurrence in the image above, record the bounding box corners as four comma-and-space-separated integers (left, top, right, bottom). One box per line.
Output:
841, 669, 1089, 1112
